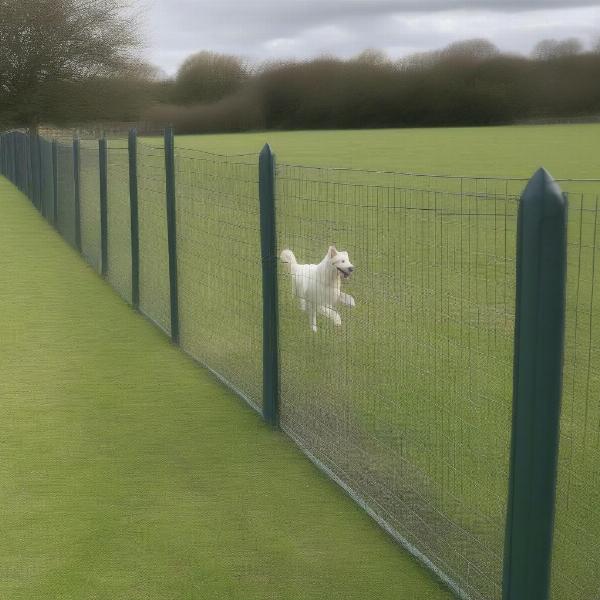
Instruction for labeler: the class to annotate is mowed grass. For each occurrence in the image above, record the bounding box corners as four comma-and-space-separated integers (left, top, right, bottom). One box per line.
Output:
0, 177, 453, 599
142, 124, 600, 599
168, 123, 600, 179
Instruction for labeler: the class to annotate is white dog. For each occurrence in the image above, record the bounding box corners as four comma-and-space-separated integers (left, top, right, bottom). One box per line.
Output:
280, 246, 355, 332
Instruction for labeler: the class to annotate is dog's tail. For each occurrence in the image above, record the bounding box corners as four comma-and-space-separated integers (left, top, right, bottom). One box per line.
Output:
280, 249, 297, 272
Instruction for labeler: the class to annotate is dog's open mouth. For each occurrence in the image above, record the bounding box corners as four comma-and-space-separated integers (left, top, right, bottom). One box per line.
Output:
337, 267, 352, 279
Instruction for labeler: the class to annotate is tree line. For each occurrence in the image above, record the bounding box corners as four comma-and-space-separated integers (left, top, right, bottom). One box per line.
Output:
149, 39, 600, 132
1, 0, 600, 132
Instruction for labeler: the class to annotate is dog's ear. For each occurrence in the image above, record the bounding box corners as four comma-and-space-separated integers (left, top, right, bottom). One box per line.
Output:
329, 245, 338, 258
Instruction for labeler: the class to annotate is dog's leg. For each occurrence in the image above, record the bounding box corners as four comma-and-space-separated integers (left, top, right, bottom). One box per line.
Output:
339, 292, 356, 308
318, 305, 342, 326
307, 303, 318, 332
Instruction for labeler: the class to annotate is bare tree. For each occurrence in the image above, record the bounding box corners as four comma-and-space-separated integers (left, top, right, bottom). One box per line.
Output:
0, 0, 142, 129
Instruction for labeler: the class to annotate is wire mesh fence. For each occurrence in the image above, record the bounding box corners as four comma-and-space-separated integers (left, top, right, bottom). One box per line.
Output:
55, 140, 77, 247
136, 141, 171, 334
106, 143, 132, 302
79, 140, 102, 271
275, 166, 522, 600
39, 137, 54, 220
551, 184, 600, 600
175, 147, 263, 410
1, 129, 600, 600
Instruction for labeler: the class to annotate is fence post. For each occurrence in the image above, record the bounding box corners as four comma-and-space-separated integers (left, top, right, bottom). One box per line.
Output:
164, 127, 180, 344
37, 134, 44, 216
12, 133, 17, 185
52, 139, 58, 226
29, 133, 37, 204
128, 129, 140, 309
73, 136, 82, 252
259, 144, 280, 427
99, 137, 108, 277
25, 133, 32, 198
503, 168, 567, 600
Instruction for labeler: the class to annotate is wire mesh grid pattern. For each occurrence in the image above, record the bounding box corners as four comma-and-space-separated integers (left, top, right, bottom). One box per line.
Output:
79, 141, 102, 271
4, 129, 600, 600
106, 145, 132, 302
55, 141, 77, 247
39, 138, 54, 220
12, 132, 30, 195
175, 148, 263, 410
136, 142, 171, 334
551, 182, 600, 600
275, 165, 523, 600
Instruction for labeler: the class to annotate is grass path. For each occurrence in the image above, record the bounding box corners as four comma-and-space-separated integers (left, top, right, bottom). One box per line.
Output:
0, 176, 451, 600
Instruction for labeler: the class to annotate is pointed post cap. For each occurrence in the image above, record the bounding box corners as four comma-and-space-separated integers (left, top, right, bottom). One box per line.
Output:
260, 143, 273, 158
521, 168, 566, 217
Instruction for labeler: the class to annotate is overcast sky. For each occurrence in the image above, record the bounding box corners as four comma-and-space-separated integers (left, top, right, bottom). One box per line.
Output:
143, 0, 600, 74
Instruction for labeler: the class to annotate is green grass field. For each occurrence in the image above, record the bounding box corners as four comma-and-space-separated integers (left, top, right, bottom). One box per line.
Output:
5, 123, 600, 600
169, 123, 600, 179
0, 177, 453, 600
139, 123, 600, 599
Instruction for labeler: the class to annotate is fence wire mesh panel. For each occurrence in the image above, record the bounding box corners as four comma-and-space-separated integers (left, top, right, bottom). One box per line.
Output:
39, 137, 54, 219
136, 142, 171, 334
79, 141, 101, 272
175, 148, 263, 411
106, 144, 132, 302
29, 136, 40, 208
551, 181, 600, 600
16, 132, 30, 195
55, 141, 77, 247
5, 126, 600, 600
275, 166, 522, 600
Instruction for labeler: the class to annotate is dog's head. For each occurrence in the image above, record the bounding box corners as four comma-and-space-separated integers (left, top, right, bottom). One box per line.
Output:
327, 246, 354, 279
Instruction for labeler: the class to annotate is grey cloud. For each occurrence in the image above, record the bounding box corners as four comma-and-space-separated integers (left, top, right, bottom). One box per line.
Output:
146, 0, 600, 73
158, 0, 600, 34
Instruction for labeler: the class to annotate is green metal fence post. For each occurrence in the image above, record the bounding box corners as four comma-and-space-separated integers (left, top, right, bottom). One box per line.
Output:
52, 139, 58, 226
128, 128, 140, 309
30, 134, 36, 203
12, 133, 17, 185
503, 168, 567, 600
22, 133, 27, 195
26, 133, 33, 200
37, 134, 43, 215
29, 133, 36, 204
73, 136, 82, 252
6, 134, 11, 181
164, 127, 180, 344
259, 144, 280, 427
99, 137, 108, 277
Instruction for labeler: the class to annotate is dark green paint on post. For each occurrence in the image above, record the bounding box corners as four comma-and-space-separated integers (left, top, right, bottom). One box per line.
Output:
73, 136, 82, 253
99, 137, 109, 277
128, 129, 140, 309
52, 139, 58, 226
37, 134, 43, 216
503, 168, 567, 600
164, 127, 180, 344
259, 144, 280, 427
